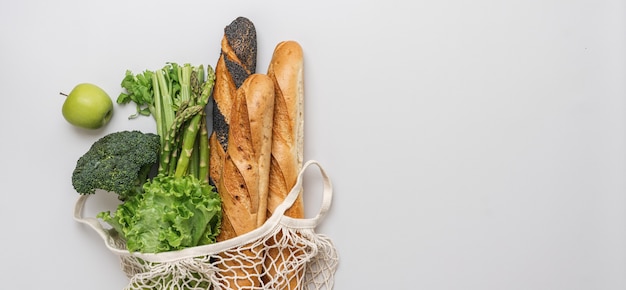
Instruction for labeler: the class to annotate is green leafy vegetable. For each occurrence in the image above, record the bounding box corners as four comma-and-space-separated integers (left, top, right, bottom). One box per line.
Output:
117, 70, 154, 119
92, 63, 220, 253
98, 174, 222, 253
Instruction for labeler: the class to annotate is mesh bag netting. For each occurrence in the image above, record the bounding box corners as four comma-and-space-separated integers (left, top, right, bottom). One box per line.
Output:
74, 160, 338, 290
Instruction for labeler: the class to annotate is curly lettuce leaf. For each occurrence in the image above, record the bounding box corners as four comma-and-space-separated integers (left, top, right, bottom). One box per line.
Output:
98, 174, 221, 253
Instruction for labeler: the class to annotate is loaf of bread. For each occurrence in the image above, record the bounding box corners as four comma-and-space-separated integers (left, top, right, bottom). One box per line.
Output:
216, 74, 275, 241
209, 18, 306, 288
266, 40, 305, 219
209, 16, 257, 192
215, 74, 275, 288
263, 40, 305, 289
210, 17, 266, 288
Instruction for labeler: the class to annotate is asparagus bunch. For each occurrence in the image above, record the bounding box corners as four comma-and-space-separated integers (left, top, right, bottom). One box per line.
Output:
117, 63, 216, 182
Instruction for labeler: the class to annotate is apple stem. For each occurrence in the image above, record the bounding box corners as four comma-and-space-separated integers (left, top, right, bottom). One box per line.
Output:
59, 92, 68, 97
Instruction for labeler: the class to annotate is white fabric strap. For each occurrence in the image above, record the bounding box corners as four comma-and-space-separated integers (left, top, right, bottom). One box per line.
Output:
73, 195, 129, 256
280, 159, 333, 229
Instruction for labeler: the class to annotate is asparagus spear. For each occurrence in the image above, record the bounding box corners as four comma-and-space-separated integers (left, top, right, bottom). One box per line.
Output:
174, 66, 215, 178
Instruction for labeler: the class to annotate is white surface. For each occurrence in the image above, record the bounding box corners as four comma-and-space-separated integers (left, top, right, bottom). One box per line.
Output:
1, 0, 625, 289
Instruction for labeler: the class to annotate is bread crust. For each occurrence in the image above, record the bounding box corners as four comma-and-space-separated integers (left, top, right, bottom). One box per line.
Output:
262, 40, 305, 290
209, 16, 257, 192
266, 40, 305, 219
214, 74, 274, 289
216, 74, 274, 241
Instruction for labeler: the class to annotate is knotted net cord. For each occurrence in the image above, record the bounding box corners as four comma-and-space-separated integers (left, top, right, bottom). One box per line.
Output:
117, 225, 338, 289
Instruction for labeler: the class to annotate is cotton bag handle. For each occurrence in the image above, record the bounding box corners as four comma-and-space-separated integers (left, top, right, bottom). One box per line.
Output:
73, 195, 129, 256
73, 159, 333, 262
276, 159, 333, 229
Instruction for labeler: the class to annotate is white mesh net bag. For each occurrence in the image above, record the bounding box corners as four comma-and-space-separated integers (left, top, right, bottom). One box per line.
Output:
74, 160, 338, 290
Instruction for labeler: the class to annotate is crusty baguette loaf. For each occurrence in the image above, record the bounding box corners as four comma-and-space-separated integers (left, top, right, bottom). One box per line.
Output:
263, 40, 305, 290
215, 74, 275, 288
210, 17, 264, 288
209, 16, 257, 192
266, 40, 305, 219
216, 73, 275, 241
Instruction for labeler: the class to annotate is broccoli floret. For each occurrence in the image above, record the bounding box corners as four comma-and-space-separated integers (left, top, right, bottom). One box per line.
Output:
71, 130, 160, 200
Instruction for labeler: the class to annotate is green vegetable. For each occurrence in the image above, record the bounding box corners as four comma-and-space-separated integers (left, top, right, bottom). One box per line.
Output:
71, 130, 160, 200
117, 70, 154, 119
118, 63, 215, 181
96, 63, 220, 253
98, 174, 222, 252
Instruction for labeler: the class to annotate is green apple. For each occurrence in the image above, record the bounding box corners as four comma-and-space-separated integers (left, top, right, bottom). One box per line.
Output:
62, 83, 113, 129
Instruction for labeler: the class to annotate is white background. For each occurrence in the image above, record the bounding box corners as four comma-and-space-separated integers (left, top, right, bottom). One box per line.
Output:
1, 0, 625, 289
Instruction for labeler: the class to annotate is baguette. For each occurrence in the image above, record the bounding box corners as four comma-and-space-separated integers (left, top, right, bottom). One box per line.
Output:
209, 17, 265, 288
209, 16, 257, 192
266, 40, 305, 219
264, 40, 305, 289
215, 74, 275, 288
216, 73, 275, 240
